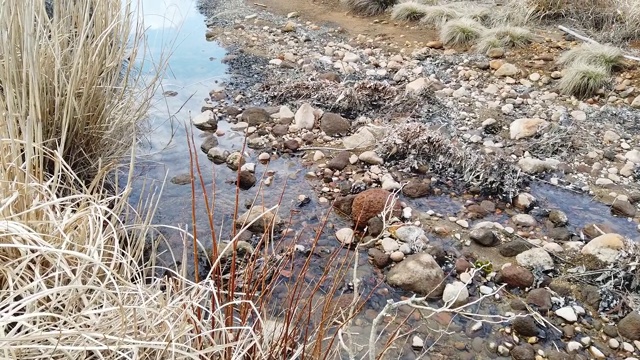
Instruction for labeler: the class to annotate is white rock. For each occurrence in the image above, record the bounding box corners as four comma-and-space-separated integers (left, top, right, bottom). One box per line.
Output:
342, 52, 360, 63
294, 103, 315, 130
516, 248, 554, 270
567, 341, 582, 352
456, 219, 469, 228
589, 346, 605, 359
442, 281, 469, 305
609, 338, 620, 349
624, 149, 640, 164
512, 214, 537, 227
335, 228, 355, 245
543, 242, 564, 253
412, 335, 424, 349
406, 77, 429, 94
571, 110, 587, 121
192, 110, 217, 130
510, 118, 549, 140
277, 105, 295, 122
402, 207, 412, 219
518, 157, 551, 174
342, 127, 376, 149
622, 341, 634, 352
555, 306, 578, 323
313, 151, 325, 161
258, 152, 271, 161
631, 95, 640, 108
479, 285, 493, 295
359, 151, 384, 165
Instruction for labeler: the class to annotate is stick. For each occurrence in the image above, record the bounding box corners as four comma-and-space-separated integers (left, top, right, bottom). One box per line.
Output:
557, 25, 640, 62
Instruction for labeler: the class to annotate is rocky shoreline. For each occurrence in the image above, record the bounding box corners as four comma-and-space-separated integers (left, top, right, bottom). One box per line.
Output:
187, 0, 640, 358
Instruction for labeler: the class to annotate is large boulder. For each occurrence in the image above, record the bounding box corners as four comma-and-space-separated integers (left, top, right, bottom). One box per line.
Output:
386, 253, 445, 298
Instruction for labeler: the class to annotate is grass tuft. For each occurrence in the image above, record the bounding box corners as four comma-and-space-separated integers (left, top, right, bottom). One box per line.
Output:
341, 0, 398, 16
419, 5, 463, 27
439, 18, 486, 47
391, 1, 430, 21
558, 43, 625, 71
486, 25, 535, 47
558, 61, 610, 98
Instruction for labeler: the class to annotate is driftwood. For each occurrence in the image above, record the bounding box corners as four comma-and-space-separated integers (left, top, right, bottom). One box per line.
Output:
558, 25, 640, 62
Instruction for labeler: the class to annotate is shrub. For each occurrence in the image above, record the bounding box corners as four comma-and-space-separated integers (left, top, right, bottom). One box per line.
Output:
391, 1, 430, 21
439, 18, 486, 47
558, 43, 625, 71
486, 25, 535, 47
341, 0, 397, 16
475, 35, 503, 53
558, 61, 610, 98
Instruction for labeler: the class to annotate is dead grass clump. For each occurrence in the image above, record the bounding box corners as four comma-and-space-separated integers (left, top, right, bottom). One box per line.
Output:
557, 61, 610, 98
486, 26, 535, 47
391, 1, 430, 21
558, 43, 625, 71
0, 0, 157, 188
439, 18, 486, 47
419, 5, 463, 27
341, 0, 397, 16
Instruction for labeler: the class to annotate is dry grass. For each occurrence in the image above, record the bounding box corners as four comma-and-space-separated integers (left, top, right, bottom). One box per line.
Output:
419, 5, 463, 27
439, 18, 486, 47
557, 61, 610, 98
558, 43, 625, 71
341, 0, 398, 16
391, 1, 430, 21
502, 0, 640, 43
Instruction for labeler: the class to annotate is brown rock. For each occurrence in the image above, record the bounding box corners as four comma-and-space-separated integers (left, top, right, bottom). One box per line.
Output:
489, 59, 504, 70
546, 350, 571, 360
283, 139, 300, 151
368, 248, 390, 268
367, 216, 384, 236
237, 171, 256, 190
426, 40, 443, 49
170, 173, 191, 185
510, 344, 535, 360
241, 107, 270, 126
486, 47, 505, 58
326, 151, 352, 170
333, 195, 355, 216
512, 316, 539, 337
618, 311, 640, 340
611, 198, 637, 217
499, 240, 531, 257
526, 288, 552, 312
352, 188, 400, 228
402, 180, 430, 198
318, 72, 341, 82
386, 253, 445, 298
497, 265, 534, 289
455, 258, 472, 274
320, 113, 351, 136
271, 124, 289, 136
480, 200, 496, 212
224, 106, 242, 116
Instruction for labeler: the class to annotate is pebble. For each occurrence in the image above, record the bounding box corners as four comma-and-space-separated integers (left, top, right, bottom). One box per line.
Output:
479, 285, 493, 295
381, 237, 400, 253
609, 338, 620, 349
412, 335, 424, 349
456, 219, 469, 228
335, 228, 355, 246
258, 152, 270, 161
390, 251, 405, 262
589, 346, 605, 358
555, 306, 578, 323
567, 341, 582, 352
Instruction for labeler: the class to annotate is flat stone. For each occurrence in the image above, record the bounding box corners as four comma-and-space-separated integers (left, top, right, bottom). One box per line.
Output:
510, 118, 549, 140
555, 306, 578, 323
335, 228, 355, 246
516, 248, 554, 270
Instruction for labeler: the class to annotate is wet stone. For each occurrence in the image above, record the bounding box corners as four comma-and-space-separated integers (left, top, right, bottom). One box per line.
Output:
326, 151, 351, 171
200, 135, 219, 154
170, 173, 191, 185
283, 139, 300, 151
469, 228, 499, 246
510, 343, 535, 360
526, 288, 552, 312
513, 316, 539, 337
548, 209, 568, 226
497, 265, 534, 289
237, 171, 256, 190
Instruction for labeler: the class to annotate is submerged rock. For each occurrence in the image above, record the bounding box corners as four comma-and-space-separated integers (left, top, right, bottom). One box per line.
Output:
386, 253, 445, 298
235, 205, 282, 233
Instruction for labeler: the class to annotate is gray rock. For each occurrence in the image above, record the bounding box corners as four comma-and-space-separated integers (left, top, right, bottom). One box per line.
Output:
402, 180, 430, 198
200, 135, 219, 154
469, 228, 499, 246
320, 112, 350, 136
510, 344, 535, 360
236, 205, 282, 233
442, 281, 469, 305
386, 253, 445, 298
512, 214, 537, 227
226, 152, 245, 171
192, 110, 218, 131
611, 197, 637, 217
548, 209, 569, 226
327, 151, 352, 170
500, 241, 531, 257
342, 127, 376, 149
207, 147, 230, 164
618, 311, 640, 340
294, 103, 315, 130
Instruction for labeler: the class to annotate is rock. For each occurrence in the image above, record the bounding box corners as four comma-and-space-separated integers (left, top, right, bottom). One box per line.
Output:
390, 251, 405, 262
342, 127, 376, 149
619, 312, 640, 340
282, 21, 296, 32
381, 237, 399, 253
549, 209, 568, 226
516, 248, 554, 270
412, 335, 424, 349
612, 197, 637, 217
320, 112, 350, 136
442, 281, 469, 305
318, 72, 340, 82
333, 195, 355, 216
226, 152, 245, 171
327, 151, 351, 171
510, 344, 535, 360
500, 241, 531, 257
369, 248, 390, 268
283, 139, 300, 151
514, 192, 536, 210
343, 52, 360, 63
512, 214, 537, 227
237, 171, 256, 190
276, 105, 295, 123
518, 157, 552, 174
358, 151, 384, 165
426, 40, 443, 49
207, 147, 229, 164
406, 77, 429, 94
367, 217, 384, 236
469, 228, 499, 246
393, 225, 426, 244
581, 233, 626, 264
510, 118, 549, 140
497, 265, 534, 288
170, 174, 191, 185
495, 63, 519, 77
588, 346, 605, 359
200, 135, 219, 154
566, 341, 582, 352
486, 47, 505, 58
546, 350, 571, 360
386, 253, 445, 298
513, 316, 539, 337
335, 228, 355, 246
192, 110, 218, 131
352, 188, 400, 227
241, 107, 270, 126
548, 227, 571, 241
555, 306, 578, 323
626, 149, 640, 164
526, 288, 552, 311
236, 205, 282, 233
402, 180, 430, 198
631, 95, 640, 108
294, 103, 315, 130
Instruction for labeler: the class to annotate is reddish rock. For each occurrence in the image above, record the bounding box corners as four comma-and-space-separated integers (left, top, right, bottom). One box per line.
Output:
351, 188, 400, 228
526, 288, 552, 312
497, 265, 534, 289
402, 180, 430, 198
